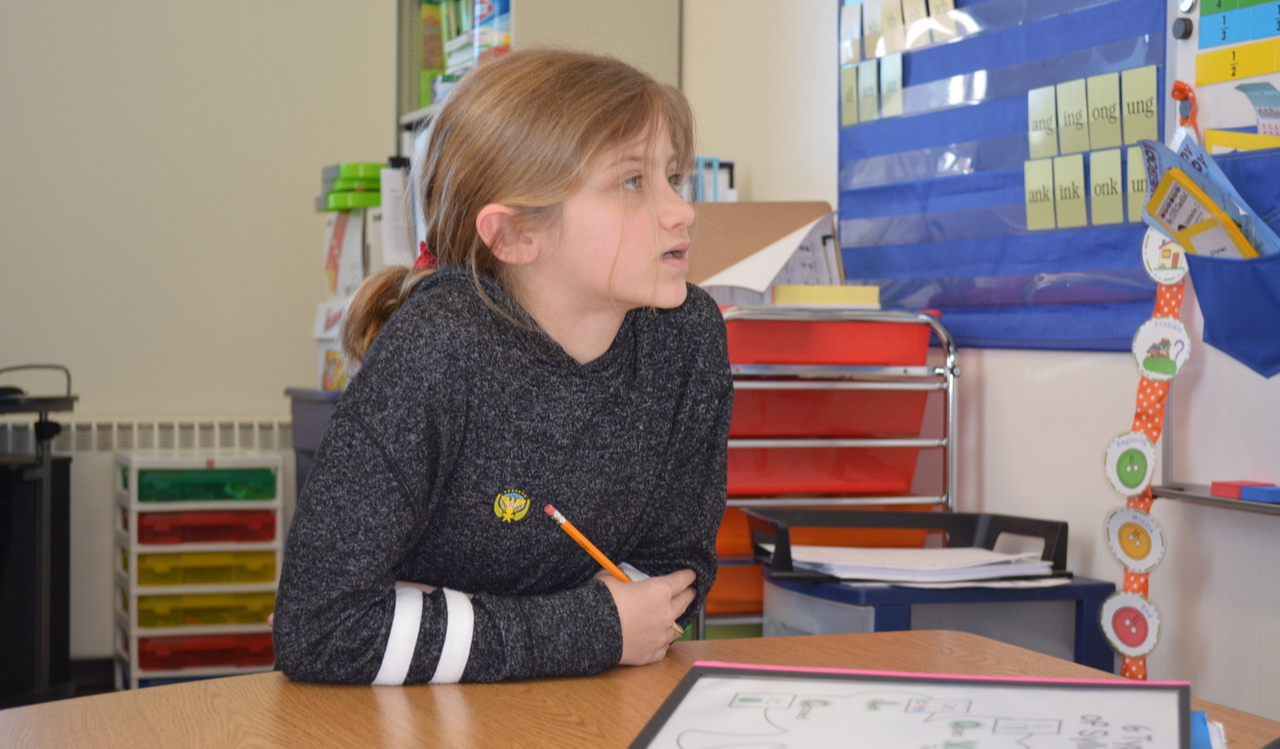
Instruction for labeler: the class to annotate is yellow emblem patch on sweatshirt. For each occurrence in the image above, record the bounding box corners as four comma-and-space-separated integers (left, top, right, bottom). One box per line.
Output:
493, 490, 531, 522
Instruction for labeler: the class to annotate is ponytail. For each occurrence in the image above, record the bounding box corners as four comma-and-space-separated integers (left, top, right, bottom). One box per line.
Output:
340, 267, 434, 364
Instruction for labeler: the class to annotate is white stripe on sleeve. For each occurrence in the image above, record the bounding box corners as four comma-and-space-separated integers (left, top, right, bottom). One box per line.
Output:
429, 588, 474, 684
372, 586, 424, 685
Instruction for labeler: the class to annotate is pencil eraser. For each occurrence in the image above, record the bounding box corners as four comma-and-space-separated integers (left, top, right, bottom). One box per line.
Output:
543, 504, 555, 515
1210, 480, 1275, 499
1239, 485, 1280, 503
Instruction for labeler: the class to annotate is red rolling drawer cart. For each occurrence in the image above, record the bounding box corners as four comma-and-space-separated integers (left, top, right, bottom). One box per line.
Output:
698, 307, 959, 638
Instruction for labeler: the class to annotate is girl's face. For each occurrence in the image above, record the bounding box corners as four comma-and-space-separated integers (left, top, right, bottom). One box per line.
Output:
535, 127, 695, 315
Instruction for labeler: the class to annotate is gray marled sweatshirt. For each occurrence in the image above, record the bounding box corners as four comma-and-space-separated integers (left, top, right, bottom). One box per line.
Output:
274, 267, 732, 684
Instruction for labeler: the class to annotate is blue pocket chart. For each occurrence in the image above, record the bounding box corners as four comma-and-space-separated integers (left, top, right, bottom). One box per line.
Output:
839, 0, 1167, 349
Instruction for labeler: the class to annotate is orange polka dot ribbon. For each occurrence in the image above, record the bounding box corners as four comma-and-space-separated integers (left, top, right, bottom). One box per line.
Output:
1115, 279, 1185, 681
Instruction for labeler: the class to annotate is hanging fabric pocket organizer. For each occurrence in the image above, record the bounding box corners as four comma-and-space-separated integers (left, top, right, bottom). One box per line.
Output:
1183, 147, 1280, 378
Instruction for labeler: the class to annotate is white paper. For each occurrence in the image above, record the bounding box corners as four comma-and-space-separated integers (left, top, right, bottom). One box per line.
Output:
379, 167, 416, 268
882, 577, 1073, 590
763, 544, 1054, 582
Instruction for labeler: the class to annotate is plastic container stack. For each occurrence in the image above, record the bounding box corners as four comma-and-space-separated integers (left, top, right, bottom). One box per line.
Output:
113, 451, 284, 689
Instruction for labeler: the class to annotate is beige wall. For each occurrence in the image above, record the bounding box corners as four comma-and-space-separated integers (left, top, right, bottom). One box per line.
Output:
3, 0, 1278, 721
685, 0, 1280, 721
1, 3, 394, 420
513, 0, 681, 87
683, 1, 838, 206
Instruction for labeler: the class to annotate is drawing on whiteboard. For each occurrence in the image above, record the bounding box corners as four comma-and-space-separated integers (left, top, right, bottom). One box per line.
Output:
631, 664, 1189, 749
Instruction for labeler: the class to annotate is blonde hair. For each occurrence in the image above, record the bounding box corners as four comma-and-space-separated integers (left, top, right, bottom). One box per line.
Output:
341, 48, 695, 363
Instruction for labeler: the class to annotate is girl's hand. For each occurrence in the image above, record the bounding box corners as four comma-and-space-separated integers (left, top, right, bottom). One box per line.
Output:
597, 569, 696, 666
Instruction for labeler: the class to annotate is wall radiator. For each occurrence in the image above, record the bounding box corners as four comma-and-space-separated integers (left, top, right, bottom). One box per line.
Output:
0, 418, 295, 659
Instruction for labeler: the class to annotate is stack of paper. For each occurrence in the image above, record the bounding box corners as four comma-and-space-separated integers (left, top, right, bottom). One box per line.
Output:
766, 545, 1054, 583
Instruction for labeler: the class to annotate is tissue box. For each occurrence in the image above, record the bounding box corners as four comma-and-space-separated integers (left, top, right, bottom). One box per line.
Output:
313, 299, 349, 391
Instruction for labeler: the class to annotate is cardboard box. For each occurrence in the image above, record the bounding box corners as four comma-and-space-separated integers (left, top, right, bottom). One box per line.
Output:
322, 209, 366, 299
690, 202, 845, 306
312, 299, 350, 391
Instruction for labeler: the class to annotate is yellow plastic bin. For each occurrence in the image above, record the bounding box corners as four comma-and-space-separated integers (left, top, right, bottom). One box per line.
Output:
136, 551, 276, 586
136, 592, 275, 627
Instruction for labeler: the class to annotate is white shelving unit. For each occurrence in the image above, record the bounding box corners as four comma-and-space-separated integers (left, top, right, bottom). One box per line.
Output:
392, 0, 682, 155
113, 451, 284, 690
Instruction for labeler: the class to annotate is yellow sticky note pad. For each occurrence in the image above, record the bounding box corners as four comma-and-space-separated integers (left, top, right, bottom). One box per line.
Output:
1027, 86, 1058, 160
1090, 149, 1124, 225
1053, 154, 1087, 229
858, 59, 880, 122
1024, 159, 1056, 231
1086, 73, 1122, 150
879, 53, 904, 118
1126, 146, 1147, 223
772, 284, 880, 307
1121, 65, 1159, 145
1056, 79, 1089, 155
841, 65, 859, 127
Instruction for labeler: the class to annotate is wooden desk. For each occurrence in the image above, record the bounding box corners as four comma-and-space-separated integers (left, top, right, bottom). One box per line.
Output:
3, 631, 1278, 748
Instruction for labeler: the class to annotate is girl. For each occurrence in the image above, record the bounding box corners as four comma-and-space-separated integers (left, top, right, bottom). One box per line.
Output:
273, 49, 733, 685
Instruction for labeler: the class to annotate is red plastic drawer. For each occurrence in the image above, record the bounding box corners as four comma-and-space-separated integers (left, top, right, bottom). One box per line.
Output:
726, 446, 921, 497
137, 632, 274, 671
706, 563, 765, 615
725, 316, 932, 366
137, 510, 276, 544
729, 388, 929, 438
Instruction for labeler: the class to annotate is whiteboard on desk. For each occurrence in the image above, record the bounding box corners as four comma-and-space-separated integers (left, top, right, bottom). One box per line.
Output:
633, 663, 1190, 749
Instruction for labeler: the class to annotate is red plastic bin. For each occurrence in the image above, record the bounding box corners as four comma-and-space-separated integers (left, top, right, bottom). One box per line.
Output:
135, 510, 276, 544
136, 632, 274, 671
726, 446, 922, 497
724, 314, 933, 366
729, 388, 929, 438
724, 312, 936, 495
706, 564, 767, 615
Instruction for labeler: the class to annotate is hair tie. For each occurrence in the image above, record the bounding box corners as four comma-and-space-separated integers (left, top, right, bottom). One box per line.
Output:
414, 241, 438, 270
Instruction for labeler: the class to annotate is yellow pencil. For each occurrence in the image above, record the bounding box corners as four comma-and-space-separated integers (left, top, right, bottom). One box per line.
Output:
544, 504, 684, 636
545, 504, 631, 581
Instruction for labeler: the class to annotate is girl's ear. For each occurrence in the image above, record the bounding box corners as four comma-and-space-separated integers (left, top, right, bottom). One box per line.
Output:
477, 203, 539, 265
